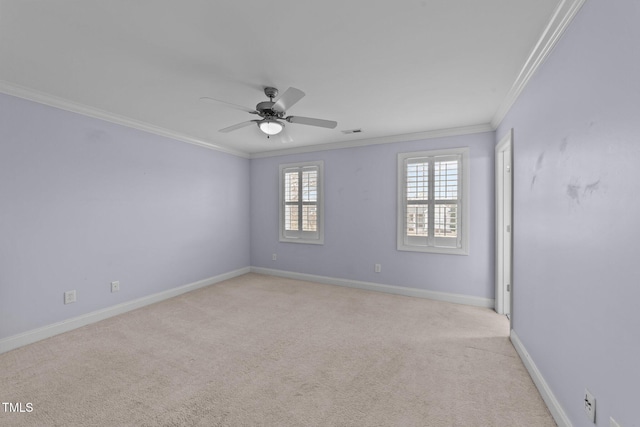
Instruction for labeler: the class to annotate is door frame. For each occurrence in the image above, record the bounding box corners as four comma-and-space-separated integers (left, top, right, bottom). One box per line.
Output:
495, 129, 513, 317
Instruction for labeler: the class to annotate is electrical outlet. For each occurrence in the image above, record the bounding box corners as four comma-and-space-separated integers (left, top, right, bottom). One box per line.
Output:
111, 281, 120, 293
272, 253, 277, 261
610, 417, 621, 427
584, 389, 596, 423
64, 290, 76, 304
374, 263, 381, 273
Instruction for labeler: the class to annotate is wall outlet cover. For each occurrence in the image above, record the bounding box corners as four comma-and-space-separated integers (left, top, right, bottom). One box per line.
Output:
584, 388, 596, 423
64, 290, 77, 304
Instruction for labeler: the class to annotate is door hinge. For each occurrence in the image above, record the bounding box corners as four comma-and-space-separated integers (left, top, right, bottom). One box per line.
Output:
507, 284, 511, 292
506, 224, 511, 233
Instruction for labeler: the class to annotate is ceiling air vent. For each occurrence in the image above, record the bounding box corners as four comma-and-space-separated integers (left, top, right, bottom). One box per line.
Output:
341, 129, 362, 134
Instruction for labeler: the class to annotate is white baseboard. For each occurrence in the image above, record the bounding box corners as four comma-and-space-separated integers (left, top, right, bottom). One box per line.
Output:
0, 267, 250, 355
250, 267, 494, 308
510, 329, 572, 427
1, 267, 493, 355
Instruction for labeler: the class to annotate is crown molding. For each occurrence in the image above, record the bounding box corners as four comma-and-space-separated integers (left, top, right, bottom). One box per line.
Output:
4, 0, 585, 161
0, 80, 250, 159
1, 80, 492, 159
250, 123, 494, 159
491, 0, 587, 129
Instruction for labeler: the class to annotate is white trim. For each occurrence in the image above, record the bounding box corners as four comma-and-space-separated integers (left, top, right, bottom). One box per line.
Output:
251, 124, 493, 159
495, 130, 513, 315
397, 147, 470, 255
250, 267, 494, 308
491, 0, 586, 128
1, 80, 490, 159
0, 80, 250, 159
510, 329, 572, 427
279, 161, 325, 245
0, 267, 250, 355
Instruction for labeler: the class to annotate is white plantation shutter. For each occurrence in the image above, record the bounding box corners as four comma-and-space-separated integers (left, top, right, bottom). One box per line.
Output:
398, 148, 469, 255
280, 161, 324, 244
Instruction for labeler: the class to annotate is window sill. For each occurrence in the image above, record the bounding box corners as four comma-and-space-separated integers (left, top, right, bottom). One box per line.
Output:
397, 244, 468, 255
279, 237, 324, 245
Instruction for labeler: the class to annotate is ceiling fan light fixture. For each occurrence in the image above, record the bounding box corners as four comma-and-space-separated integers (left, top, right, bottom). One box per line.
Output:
258, 119, 284, 135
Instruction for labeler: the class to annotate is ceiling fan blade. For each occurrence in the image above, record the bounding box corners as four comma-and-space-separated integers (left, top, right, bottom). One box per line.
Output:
286, 116, 337, 129
219, 120, 257, 133
272, 87, 305, 112
200, 97, 258, 114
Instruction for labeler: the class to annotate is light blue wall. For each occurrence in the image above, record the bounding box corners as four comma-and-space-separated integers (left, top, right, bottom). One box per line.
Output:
0, 93, 250, 340
251, 132, 495, 299
497, 0, 640, 425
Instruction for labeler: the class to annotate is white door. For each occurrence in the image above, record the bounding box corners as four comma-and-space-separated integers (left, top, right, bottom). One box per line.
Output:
495, 130, 513, 317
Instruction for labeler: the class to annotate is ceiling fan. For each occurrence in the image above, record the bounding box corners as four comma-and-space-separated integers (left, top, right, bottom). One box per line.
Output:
200, 87, 337, 138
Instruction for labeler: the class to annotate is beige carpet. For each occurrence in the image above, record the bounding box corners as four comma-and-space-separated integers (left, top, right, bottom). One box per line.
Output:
0, 273, 555, 426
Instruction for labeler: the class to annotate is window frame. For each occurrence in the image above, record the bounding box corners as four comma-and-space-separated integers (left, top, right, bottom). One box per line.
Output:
397, 147, 469, 255
279, 160, 324, 245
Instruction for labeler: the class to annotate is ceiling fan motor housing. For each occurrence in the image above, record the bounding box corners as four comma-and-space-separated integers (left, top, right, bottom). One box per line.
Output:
256, 101, 284, 118
255, 87, 286, 118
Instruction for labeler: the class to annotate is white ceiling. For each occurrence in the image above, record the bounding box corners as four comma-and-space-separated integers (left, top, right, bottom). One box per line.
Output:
0, 0, 562, 156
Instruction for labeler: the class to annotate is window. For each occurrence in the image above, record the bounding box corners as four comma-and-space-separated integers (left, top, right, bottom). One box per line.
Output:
397, 148, 469, 254
279, 161, 324, 244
